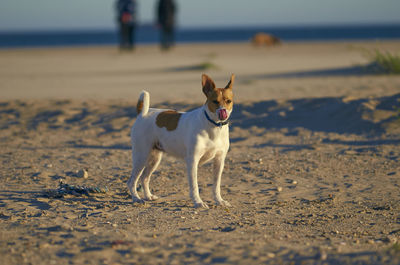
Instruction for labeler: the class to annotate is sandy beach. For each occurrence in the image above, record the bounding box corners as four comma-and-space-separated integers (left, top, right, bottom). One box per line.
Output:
0, 40, 399, 264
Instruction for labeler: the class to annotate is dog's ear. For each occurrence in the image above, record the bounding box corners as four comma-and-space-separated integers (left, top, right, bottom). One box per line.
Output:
225, 74, 235, 90
202, 74, 216, 96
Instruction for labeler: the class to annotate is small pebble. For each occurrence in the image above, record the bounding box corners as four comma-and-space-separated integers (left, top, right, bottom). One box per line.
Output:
319, 252, 327, 260
77, 169, 88, 179
291, 180, 298, 185
40, 243, 50, 249
385, 235, 397, 243
220, 226, 235, 232
277, 187, 283, 192
40, 171, 53, 178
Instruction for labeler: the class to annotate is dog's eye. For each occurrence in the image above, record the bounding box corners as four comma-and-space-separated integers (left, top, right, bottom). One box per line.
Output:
213, 100, 219, 105
226, 99, 232, 104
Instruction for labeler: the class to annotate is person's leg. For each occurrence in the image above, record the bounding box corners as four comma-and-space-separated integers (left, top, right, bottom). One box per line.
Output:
167, 27, 175, 48
161, 27, 174, 50
160, 28, 168, 50
119, 22, 125, 49
121, 23, 130, 50
126, 25, 132, 50
130, 25, 136, 50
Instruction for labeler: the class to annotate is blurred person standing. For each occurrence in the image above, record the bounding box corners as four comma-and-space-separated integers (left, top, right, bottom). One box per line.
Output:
116, 0, 137, 51
157, 0, 176, 50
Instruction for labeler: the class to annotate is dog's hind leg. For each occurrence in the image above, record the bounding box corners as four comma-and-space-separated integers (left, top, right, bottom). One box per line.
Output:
141, 150, 162, 201
127, 149, 150, 204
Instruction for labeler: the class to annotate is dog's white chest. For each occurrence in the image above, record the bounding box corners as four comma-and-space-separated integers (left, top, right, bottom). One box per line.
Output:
199, 148, 217, 165
198, 132, 229, 165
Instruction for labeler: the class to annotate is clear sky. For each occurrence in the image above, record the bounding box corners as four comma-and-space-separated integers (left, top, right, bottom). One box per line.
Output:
0, 0, 399, 31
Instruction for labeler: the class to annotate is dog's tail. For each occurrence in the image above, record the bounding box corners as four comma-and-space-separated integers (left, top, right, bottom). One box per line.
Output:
136, 90, 150, 116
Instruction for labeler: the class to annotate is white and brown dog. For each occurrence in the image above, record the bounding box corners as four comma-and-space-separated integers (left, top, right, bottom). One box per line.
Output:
128, 74, 235, 208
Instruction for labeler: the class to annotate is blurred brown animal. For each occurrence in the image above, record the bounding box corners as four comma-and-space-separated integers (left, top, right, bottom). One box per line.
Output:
251, 33, 281, 46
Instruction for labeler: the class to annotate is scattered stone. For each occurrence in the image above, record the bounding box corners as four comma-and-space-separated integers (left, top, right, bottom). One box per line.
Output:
77, 169, 88, 179
277, 187, 283, 192
43, 181, 109, 198
319, 251, 328, 260
220, 226, 236, 232
40, 171, 54, 178
384, 235, 398, 243
111, 240, 132, 248
266, 252, 275, 258
344, 150, 358, 155
39, 243, 50, 249
291, 180, 298, 185
61, 223, 73, 231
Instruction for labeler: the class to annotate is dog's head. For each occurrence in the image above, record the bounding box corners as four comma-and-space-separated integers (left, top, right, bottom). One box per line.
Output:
202, 74, 235, 121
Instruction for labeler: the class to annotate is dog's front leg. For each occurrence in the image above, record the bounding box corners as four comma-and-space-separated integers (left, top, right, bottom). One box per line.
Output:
185, 155, 208, 208
213, 152, 231, 207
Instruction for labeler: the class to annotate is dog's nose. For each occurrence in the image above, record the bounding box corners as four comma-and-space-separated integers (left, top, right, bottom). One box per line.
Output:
218, 109, 228, 120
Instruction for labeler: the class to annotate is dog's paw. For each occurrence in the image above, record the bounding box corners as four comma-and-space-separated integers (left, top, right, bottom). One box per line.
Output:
145, 195, 159, 201
132, 197, 146, 204
216, 200, 232, 207
194, 201, 209, 209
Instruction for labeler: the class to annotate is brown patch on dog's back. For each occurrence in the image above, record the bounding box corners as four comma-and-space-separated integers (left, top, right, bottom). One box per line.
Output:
137, 99, 144, 114
156, 110, 182, 131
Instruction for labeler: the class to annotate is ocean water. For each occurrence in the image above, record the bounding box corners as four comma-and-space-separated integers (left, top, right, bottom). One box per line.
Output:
0, 24, 400, 49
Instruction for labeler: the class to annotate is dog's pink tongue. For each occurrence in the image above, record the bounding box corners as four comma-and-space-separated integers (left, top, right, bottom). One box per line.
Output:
218, 109, 228, 120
